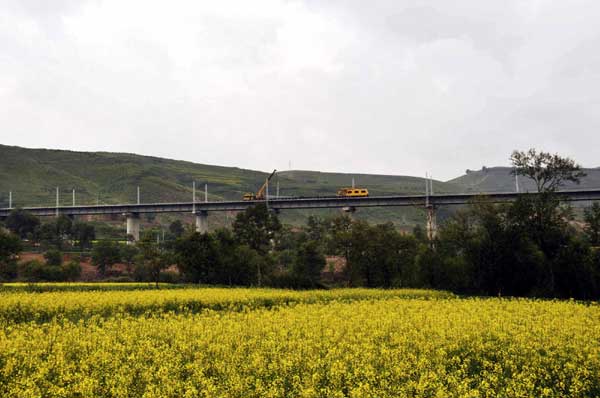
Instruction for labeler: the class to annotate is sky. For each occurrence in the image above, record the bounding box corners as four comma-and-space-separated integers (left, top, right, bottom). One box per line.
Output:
1, 0, 599, 180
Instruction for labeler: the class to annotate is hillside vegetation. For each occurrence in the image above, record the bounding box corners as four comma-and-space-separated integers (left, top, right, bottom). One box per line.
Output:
3, 145, 598, 226
450, 166, 600, 192
0, 145, 461, 227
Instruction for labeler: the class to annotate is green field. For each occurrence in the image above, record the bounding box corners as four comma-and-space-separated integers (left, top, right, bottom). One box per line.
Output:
0, 285, 598, 397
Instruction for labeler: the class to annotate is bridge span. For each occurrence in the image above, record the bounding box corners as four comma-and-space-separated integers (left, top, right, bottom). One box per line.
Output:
1, 189, 600, 240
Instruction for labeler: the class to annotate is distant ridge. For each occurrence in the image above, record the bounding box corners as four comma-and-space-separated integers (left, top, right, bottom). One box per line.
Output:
449, 166, 600, 193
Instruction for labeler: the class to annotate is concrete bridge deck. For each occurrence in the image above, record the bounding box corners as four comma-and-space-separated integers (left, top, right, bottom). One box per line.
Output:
2, 189, 600, 218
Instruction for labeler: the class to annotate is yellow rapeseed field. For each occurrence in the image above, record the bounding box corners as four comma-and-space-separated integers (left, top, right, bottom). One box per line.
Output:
0, 287, 598, 397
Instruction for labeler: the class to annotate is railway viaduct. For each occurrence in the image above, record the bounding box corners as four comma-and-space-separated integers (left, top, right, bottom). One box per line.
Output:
2, 189, 600, 241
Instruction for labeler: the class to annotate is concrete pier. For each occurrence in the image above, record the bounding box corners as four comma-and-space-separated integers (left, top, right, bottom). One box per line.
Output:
126, 213, 140, 243
195, 211, 208, 234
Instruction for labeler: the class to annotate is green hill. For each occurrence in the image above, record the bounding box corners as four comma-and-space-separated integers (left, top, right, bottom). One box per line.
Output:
449, 166, 600, 193
0, 145, 462, 228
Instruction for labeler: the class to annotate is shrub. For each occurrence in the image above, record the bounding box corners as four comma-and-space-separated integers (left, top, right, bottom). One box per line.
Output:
44, 249, 63, 266
62, 260, 82, 281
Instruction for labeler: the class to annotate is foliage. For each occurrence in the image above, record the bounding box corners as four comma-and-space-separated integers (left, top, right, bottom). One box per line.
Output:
120, 244, 139, 274
62, 259, 82, 282
18, 260, 64, 282
134, 236, 172, 286
168, 220, 185, 238
5, 208, 40, 239
0, 229, 21, 280
44, 249, 63, 266
233, 204, 281, 254
72, 222, 96, 250
510, 148, 586, 192
174, 232, 220, 284
292, 240, 325, 288
584, 202, 600, 246
91, 240, 121, 275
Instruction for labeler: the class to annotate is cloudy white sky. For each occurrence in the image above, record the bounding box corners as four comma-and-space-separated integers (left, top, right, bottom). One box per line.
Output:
1, 0, 599, 180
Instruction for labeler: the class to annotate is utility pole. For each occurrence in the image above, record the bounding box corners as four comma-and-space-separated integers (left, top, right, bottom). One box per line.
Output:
205, 184, 208, 203
266, 177, 270, 210
515, 173, 520, 193
430, 175, 434, 196
192, 181, 196, 214
425, 173, 429, 207
276, 179, 280, 198
56, 187, 60, 217
8, 191, 12, 209
425, 172, 436, 243
72, 189, 76, 207
137, 186, 140, 204
352, 177, 355, 189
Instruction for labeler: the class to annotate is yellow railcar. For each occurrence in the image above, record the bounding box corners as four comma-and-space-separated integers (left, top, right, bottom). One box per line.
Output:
337, 188, 369, 197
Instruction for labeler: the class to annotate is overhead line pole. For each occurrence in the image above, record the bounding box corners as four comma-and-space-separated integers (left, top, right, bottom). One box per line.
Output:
56, 187, 59, 217
192, 181, 196, 214
430, 175, 434, 196
266, 177, 269, 210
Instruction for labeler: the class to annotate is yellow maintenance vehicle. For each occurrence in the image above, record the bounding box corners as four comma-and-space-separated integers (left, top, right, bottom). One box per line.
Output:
337, 187, 369, 197
243, 169, 277, 201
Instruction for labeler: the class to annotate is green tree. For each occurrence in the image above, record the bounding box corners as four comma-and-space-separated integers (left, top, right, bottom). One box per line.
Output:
72, 222, 96, 250
510, 148, 586, 192
292, 240, 325, 288
62, 258, 82, 281
0, 229, 21, 280
91, 240, 121, 276
213, 228, 253, 286
5, 209, 40, 239
233, 204, 281, 255
584, 202, 600, 246
169, 220, 185, 239
135, 237, 172, 287
55, 215, 73, 240
174, 232, 220, 283
37, 222, 59, 249
509, 149, 585, 295
235, 245, 268, 287
120, 244, 139, 274
306, 216, 327, 243
44, 249, 63, 266
329, 215, 353, 264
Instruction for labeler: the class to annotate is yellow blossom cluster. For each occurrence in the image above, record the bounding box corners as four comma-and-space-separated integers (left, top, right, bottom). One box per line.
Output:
0, 288, 598, 397
0, 287, 450, 324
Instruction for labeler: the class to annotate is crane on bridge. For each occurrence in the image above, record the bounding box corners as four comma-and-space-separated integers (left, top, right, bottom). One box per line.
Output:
243, 169, 277, 201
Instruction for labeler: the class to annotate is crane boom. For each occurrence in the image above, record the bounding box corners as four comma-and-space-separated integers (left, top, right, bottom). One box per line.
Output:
256, 169, 277, 199
243, 169, 277, 200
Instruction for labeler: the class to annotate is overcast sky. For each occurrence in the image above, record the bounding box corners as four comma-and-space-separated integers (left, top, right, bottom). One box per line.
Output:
1, 1, 599, 180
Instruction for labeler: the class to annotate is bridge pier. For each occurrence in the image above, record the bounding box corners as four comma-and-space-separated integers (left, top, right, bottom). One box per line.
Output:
126, 213, 141, 243
426, 205, 437, 241
195, 211, 209, 234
